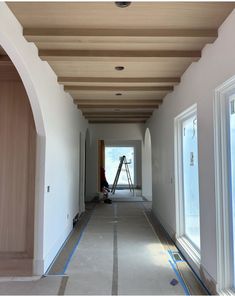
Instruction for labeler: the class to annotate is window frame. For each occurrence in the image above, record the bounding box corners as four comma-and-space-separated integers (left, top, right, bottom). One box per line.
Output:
214, 75, 235, 294
174, 103, 201, 267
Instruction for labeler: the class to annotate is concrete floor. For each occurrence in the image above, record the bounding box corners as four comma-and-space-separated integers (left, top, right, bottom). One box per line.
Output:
0, 198, 207, 295
63, 202, 184, 295
110, 189, 144, 202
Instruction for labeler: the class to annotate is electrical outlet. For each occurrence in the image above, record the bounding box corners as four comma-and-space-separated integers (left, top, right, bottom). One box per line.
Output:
47, 186, 50, 193
67, 214, 69, 220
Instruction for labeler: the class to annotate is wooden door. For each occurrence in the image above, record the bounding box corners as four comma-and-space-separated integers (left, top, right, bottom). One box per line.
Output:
0, 63, 36, 275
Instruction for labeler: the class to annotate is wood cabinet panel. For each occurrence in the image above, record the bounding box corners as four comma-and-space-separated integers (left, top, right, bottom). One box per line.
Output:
0, 68, 36, 275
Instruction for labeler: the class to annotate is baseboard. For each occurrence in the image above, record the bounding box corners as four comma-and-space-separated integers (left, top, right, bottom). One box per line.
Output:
142, 194, 152, 201
33, 259, 45, 275
43, 223, 73, 274
200, 264, 217, 295
152, 209, 176, 239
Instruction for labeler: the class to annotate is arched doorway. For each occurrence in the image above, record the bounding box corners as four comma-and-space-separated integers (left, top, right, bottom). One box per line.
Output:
0, 14, 47, 273
84, 128, 91, 201
79, 132, 86, 214
142, 128, 152, 201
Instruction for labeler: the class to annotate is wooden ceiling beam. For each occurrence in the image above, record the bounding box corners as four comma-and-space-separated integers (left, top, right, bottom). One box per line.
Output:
75, 99, 162, 105
85, 114, 149, 118
24, 28, 218, 38
86, 116, 148, 119
89, 119, 147, 123
66, 86, 173, 92
39, 49, 201, 61
58, 77, 180, 84
81, 107, 156, 112
78, 104, 158, 109
83, 110, 152, 115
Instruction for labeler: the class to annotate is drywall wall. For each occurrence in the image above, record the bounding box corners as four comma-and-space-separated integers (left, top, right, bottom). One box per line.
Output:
0, 3, 88, 274
147, 9, 235, 289
142, 128, 152, 201
86, 124, 144, 200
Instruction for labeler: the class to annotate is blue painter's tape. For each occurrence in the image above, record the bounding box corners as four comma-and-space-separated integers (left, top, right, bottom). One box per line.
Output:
61, 214, 92, 274
168, 250, 210, 295
168, 259, 190, 296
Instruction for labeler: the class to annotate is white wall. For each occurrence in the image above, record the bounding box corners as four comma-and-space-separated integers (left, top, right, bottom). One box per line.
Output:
147, 9, 235, 289
0, 3, 88, 274
86, 124, 144, 200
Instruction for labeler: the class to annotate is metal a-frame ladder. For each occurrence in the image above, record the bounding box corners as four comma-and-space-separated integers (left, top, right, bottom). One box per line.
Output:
111, 155, 134, 195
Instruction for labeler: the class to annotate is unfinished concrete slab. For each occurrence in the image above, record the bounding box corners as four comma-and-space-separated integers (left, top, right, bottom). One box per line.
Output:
0, 201, 206, 295
64, 202, 186, 295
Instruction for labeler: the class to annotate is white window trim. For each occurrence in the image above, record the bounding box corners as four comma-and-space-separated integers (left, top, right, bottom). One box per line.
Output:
174, 103, 201, 268
214, 75, 235, 294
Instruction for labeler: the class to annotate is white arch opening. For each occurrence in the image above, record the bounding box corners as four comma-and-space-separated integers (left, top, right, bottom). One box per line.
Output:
0, 25, 46, 274
142, 128, 152, 201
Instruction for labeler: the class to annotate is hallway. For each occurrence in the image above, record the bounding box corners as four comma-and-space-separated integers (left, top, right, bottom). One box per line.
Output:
65, 201, 186, 295
0, 200, 206, 295
1, 2, 235, 293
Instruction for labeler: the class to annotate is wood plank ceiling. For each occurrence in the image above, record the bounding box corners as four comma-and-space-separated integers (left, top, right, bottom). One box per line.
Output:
7, 2, 235, 123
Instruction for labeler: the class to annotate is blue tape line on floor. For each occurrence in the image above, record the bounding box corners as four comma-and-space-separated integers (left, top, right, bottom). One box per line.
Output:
61, 213, 92, 274
168, 259, 190, 295
168, 250, 210, 295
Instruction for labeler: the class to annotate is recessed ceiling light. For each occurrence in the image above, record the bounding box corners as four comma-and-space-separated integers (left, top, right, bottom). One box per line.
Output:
116, 93, 122, 96
115, 2, 131, 8
115, 66, 125, 71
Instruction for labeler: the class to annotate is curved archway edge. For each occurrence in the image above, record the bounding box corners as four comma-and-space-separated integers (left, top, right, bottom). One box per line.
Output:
142, 128, 153, 201
0, 4, 46, 274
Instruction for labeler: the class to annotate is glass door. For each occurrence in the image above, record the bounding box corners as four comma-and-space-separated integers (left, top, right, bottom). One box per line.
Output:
182, 113, 200, 250
229, 96, 235, 284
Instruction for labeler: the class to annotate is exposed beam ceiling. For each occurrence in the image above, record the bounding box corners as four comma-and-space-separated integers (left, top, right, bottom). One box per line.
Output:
75, 99, 162, 106
58, 77, 181, 84
23, 28, 218, 39
65, 86, 173, 92
77, 104, 159, 109
39, 50, 201, 61
7, 2, 235, 123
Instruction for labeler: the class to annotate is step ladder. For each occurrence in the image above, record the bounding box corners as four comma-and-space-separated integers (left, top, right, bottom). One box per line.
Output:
111, 155, 134, 195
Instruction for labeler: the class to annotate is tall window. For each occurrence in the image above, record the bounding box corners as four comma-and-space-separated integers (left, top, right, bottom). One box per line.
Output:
230, 97, 235, 283
105, 146, 134, 186
182, 115, 200, 250
215, 77, 235, 293
175, 104, 201, 264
